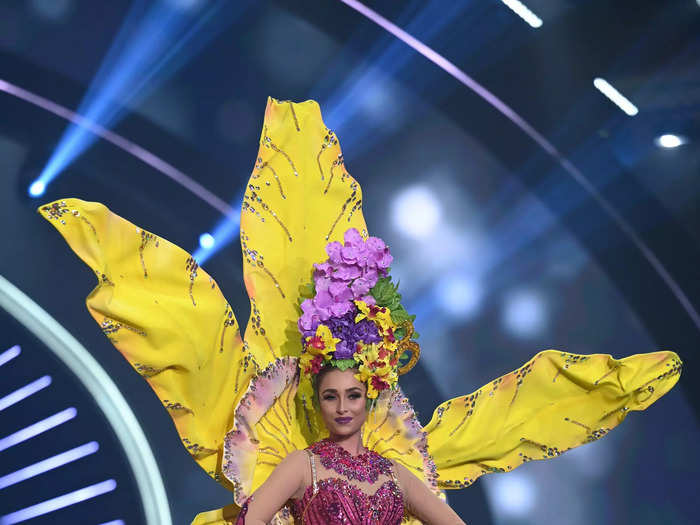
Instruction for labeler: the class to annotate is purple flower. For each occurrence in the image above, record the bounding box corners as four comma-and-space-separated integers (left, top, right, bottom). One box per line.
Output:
298, 299, 321, 333
355, 318, 381, 344
330, 300, 353, 318
334, 263, 362, 281
360, 294, 376, 306
313, 261, 334, 279
365, 236, 393, 269
328, 280, 353, 302
350, 277, 372, 298
325, 241, 343, 264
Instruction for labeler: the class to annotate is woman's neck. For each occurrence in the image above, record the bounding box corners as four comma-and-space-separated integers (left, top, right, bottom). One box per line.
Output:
327, 431, 365, 456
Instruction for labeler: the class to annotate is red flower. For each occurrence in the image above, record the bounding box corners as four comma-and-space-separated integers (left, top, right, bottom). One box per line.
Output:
368, 305, 386, 318
385, 327, 395, 343
371, 376, 389, 391
377, 347, 390, 360
310, 355, 324, 374
308, 335, 325, 350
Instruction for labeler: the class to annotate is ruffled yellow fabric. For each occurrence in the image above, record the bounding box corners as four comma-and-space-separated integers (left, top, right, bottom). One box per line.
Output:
424, 349, 682, 489
39, 97, 682, 525
38, 199, 252, 489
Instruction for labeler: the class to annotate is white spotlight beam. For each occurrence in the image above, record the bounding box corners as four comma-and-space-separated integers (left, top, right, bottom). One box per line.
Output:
593, 78, 639, 116
500, 0, 543, 28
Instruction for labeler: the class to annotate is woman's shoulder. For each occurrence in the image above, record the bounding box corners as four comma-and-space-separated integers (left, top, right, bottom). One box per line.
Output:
281, 449, 309, 466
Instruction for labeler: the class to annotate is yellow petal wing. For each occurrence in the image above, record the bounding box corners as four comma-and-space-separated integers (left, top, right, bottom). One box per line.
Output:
38, 198, 254, 488
240, 97, 368, 370
425, 349, 682, 489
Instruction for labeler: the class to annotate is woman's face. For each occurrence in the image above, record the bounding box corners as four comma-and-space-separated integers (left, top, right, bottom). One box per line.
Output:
317, 368, 367, 438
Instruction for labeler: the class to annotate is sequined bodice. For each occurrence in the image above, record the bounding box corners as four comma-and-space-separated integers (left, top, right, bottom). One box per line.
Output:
289, 439, 404, 525
289, 478, 403, 524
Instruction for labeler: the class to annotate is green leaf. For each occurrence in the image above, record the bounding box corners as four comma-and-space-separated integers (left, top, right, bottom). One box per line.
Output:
393, 327, 406, 340
331, 359, 357, 371
299, 281, 316, 299
390, 306, 411, 324
370, 277, 396, 306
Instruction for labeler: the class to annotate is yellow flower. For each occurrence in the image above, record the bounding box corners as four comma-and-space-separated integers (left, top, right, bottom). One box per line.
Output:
304, 324, 340, 358
354, 343, 398, 398
354, 300, 393, 326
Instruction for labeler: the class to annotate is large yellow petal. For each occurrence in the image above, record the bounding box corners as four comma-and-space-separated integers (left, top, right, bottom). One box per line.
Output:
38, 199, 253, 488
425, 349, 682, 489
240, 97, 368, 369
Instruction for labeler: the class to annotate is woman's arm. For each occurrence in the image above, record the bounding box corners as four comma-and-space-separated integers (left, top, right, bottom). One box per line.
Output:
394, 462, 466, 525
237, 450, 308, 525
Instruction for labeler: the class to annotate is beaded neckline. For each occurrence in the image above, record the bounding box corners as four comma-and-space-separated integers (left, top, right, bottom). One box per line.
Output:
309, 438, 393, 484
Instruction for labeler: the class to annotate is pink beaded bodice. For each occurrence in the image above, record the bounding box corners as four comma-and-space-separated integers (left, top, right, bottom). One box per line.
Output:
289, 439, 404, 524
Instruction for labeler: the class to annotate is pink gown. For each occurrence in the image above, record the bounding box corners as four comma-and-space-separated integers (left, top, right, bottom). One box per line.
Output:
237, 439, 405, 524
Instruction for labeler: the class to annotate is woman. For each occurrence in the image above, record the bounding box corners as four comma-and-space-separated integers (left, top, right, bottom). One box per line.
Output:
237, 366, 465, 524
39, 97, 682, 524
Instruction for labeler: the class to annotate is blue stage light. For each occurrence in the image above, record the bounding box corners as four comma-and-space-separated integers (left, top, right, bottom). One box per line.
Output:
0, 441, 99, 490
0, 407, 77, 452
0, 479, 116, 524
502, 289, 547, 338
36, 0, 249, 193
28, 181, 46, 198
199, 233, 215, 250
0, 346, 21, 367
193, 193, 242, 265
0, 376, 52, 412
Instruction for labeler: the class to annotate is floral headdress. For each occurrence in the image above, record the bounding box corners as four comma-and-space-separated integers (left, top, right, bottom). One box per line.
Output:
297, 228, 420, 398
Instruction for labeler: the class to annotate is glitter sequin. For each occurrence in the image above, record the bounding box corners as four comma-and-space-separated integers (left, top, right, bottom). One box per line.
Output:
287, 439, 404, 525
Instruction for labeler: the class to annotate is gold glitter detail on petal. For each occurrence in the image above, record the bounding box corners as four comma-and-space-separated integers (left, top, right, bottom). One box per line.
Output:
133, 362, 167, 378
163, 399, 194, 415
186, 256, 198, 306
250, 298, 278, 358
448, 391, 481, 437
316, 130, 337, 181
95, 271, 114, 286
287, 101, 300, 131
510, 361, 534, 407
326, 182, 359, 240
254, 157, 286, 199
220, 303, 238, 353
41, 201, 100, 242
324, 154, 345, 195
100, 316, 146, 340
181, 437, 216, 457
243, 185, 293, 242
240, 230, 286, 299
263, 126, 298, 177
553, 353, 590, 382
138, 230, 160, 278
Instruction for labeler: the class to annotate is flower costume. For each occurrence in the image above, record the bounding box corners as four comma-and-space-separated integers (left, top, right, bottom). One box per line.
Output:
38, 98, 682, 524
